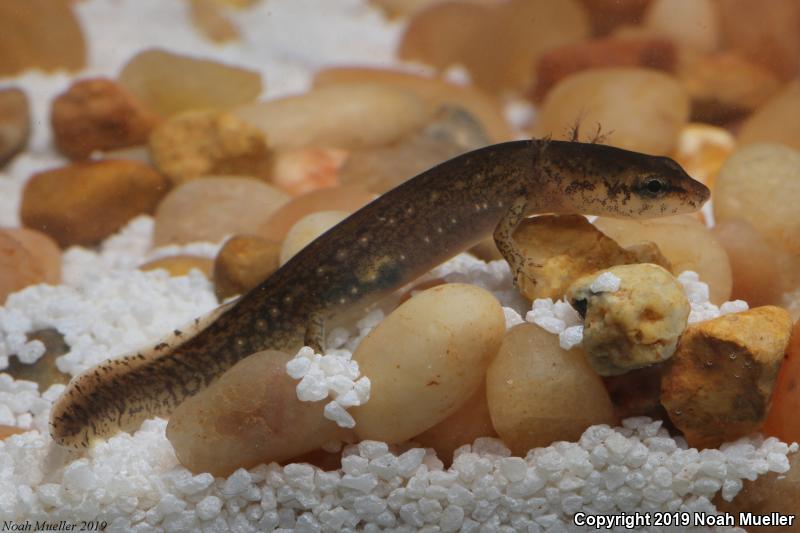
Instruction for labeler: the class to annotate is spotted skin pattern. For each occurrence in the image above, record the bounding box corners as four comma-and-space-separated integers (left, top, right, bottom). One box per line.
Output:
50, 139, 709, 449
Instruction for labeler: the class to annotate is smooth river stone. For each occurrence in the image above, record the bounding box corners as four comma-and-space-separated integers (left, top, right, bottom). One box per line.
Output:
0, 88, 30, 167
153, 177, 289, 246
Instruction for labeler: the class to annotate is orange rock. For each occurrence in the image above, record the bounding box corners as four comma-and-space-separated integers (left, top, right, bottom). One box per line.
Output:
2, 227, 61, 285
51, 78, 160, 160
717, 0, 800, 80
532, 36, 677, 101
21, 160, 168, 247
139, 255, 213, 278
0, 231, 45, 304
0, 87, 30, 167
271, 148, 346, 196
763, 320, 800, 443
661, 306, 792, 449
0, 0, 86, 76
0, 425, 27, 440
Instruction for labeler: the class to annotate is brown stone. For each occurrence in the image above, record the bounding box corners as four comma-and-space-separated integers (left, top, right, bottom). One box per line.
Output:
139, 255, 213, 278
603, 364, 666, 421
398, 0, 589, 94
578, 0, 652, 35
0, 0, 86, 77
213, 234, 281, 300
510, 214, 670, 300
5, 329, 70, 389
661, 306, 792, 449
678, 51, 783, 124
0, 425, 28, 440
51, 78, 160, 160
532, 36, 677, 101
0, 88, 30, 167
149, 110, 271, 186
21, 160, 169, 247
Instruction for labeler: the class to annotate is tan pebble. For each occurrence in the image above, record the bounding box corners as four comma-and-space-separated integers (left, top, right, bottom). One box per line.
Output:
21, 160, 168, 247
352, 284, 505, 443
568, 263, 689, 376
213, 234, 281, 300
271, 148, 347, 196
167, 349, 353, 476
153, 176, 288, 246
149, 109, 271, 186
0, 0, 86, 76
712, 219, 785, 306
714, 143, 800, 263
189, 0, 240, 43
314, 66, 513, 142
413, 383, 497, 465
510, 214, 670, 300
678, 51, 783, 123
532, 36, 677, 101
535, 67, 689, 155
139, 255, 213, 278
234, 85, 432, 151
738, 82, 800, 151
486, 323, 615, 455
399, 0, 589, 94
0, 87, 30, 167
119, 49, 261, 117
594, 215, 732, 304
643, 0, 720, 53
661, 306, 792, 449
715, 451, 800, 530
280, 211, 350, 266
51, 77, 159, 160
4, 328, 70, 388
2, 227, 60, 285
257, 185, 375, 243
339, 105, 491, 194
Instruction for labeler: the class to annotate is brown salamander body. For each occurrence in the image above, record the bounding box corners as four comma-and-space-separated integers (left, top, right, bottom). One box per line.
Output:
50, 139, 709, 448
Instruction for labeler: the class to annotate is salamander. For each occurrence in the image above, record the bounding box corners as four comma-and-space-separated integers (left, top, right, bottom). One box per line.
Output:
50, 138, 710, 449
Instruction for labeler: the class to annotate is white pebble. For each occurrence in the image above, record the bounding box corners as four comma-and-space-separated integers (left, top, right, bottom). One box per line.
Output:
324, 401, 356, 428
590, 272, 621, 293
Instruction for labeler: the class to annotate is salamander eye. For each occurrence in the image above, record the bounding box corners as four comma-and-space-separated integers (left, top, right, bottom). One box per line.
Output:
637, 176, 668, 198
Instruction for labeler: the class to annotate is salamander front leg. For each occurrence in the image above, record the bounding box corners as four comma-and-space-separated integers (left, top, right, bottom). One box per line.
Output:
304, 312, 326, 353
494, 196, 539, 290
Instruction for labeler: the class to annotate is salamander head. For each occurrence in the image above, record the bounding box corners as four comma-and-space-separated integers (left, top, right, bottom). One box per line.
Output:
545, 141, 711, 218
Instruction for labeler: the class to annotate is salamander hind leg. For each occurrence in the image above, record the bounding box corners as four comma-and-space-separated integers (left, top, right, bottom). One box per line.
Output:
493, 196, 540, 290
